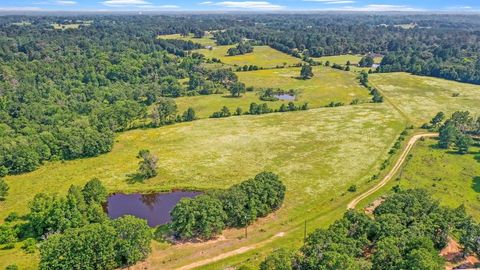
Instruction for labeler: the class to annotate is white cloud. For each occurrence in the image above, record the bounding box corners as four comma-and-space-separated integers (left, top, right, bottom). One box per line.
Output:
54, 0, 77, 5
101, 0, 150, 6
331, 4, 423, 12
202, 1, 284, 10
0, 6, 44, 11
303, 0, 356, 4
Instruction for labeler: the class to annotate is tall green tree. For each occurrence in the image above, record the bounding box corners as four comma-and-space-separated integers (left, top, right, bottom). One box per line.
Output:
137, 150, 158, 179
300, 65, 314, 79
170, 195, 226, 240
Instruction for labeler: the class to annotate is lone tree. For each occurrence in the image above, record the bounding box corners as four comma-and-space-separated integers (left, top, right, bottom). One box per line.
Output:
300, 65, 314, 79
0, 179, 8, 201
229, 82, 246, 97
137, 150, 158, 179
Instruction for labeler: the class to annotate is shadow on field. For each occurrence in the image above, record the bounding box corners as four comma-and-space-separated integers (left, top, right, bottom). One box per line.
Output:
472, 176, 480, 193
126, 173, 146, 184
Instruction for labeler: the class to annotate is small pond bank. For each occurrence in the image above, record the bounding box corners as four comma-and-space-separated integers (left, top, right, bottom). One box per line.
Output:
105, 191, 201, 227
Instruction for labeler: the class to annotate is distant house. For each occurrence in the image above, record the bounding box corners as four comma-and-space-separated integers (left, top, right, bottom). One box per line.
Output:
205, 46, 213, 50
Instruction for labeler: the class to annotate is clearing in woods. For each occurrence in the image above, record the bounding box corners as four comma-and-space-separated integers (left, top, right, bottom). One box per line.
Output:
0, 103, 404, 269
195, 45, 302, 68
370, 72, 480, 125
176, 65, 371, 118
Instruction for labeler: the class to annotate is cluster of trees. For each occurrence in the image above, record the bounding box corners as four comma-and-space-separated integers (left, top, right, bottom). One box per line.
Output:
0, 178, 152, 269
300, 65, 314, 80
170, 172, 285, 239
359, 56, 375, 67
434, 111, 480, 154
152, 98, 198, 128
261, 189, 475, 269
357, 71, 384, 103
227, 42, 254, 56
236, 64, 260, 72
172, 14, 480, 85
210, 101, 308, 119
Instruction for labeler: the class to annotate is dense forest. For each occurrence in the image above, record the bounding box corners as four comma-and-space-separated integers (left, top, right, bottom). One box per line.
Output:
1, 14, 480, 175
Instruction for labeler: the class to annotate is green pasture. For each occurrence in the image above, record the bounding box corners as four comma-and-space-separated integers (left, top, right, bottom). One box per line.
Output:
313, 54, 383, 65
0, 103, 404, 268
370, 72, 480, 126
196, 45, 302, 68
158, 33, 217, 47
175, 65, 371, 118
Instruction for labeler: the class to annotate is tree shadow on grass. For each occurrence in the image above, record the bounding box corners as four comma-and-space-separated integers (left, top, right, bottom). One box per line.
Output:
126, 173, 145, 184
472, 176, 480, 193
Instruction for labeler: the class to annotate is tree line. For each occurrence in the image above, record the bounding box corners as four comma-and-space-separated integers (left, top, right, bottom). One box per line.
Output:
169, 172, 285, 240
0, 179, 152, 269
260, 188, 477, 270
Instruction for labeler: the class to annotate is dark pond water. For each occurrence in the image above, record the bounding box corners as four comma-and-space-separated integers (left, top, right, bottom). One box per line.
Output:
105, 191, 201, 227
274, 94, 296, 101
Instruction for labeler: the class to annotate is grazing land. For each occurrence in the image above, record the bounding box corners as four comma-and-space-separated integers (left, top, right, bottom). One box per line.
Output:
393, 138, 480, 220
314, 54, 383, 65
370, 72, 480, 125
158, 33, 217, 47
176, 65, 371, 118
0, 103, 404, 268
196, 45, 302, 68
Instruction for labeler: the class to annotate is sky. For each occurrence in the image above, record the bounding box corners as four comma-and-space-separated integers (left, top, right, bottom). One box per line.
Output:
1, 0, 480, 12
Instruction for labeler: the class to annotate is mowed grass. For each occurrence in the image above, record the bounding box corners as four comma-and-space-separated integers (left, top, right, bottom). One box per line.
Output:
0, 103, 404, 268
196, 45, 302, 68
370, 72, 480, 126
158, 33, 217, 47
176, 66, 371, 118
394, 138, 480, 220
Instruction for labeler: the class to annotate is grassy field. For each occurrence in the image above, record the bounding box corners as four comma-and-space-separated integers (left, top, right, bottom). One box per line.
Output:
175, 66, 371, 118
358, 137, 480, 220
370, 72, 480, 126
196, 45, 302, 68
158, 33, 217, 47
313, 54, 383, 65
0, 103, 404, 269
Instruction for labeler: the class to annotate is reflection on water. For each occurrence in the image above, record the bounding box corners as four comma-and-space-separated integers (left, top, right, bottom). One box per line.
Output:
105, 191, 201, 227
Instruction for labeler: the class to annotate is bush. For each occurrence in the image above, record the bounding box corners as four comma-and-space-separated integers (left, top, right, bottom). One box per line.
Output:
170, 195, 226, 240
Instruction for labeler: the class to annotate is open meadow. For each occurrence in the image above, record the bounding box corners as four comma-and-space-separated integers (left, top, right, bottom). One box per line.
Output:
313, 54, 383, 65
176, 65, 371, 118
370, 72, 480, 126
0, 103, 404, 269
195, 45, 302, 68
158, 33, 217, 47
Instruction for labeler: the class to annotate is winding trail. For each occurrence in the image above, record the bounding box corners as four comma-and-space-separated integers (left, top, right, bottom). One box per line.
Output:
175, 133, 438, 269
175, 232, 285, 270
347, 132, 438, 209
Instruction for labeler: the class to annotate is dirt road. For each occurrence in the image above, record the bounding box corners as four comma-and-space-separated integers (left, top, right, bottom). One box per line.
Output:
175, 232, 285, 270
347, 132, 438, 209
174, 133, 438, 270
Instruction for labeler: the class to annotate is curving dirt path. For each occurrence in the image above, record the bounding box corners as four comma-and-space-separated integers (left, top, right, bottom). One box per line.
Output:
174, 133, 438, 270
175, 232, 285, 270
347, 132, 438, 210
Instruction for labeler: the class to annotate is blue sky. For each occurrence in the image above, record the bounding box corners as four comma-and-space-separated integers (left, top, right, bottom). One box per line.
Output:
1, 0, 480, 12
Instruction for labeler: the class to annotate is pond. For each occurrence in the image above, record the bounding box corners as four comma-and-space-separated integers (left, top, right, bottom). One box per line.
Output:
105, 191, 201, 227
274, 94, 296, 101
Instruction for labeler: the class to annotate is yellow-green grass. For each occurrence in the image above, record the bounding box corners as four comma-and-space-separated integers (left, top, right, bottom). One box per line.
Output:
313, 54, 383, 65
11, 21, 32, 26
359, 137, 480, 221
175, 66, 371, 119
158, 33, 217, 47
0, 103, 405, 268
370, 72, 480, 126
195, 45, 302, 68
51, 23, 86, 30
